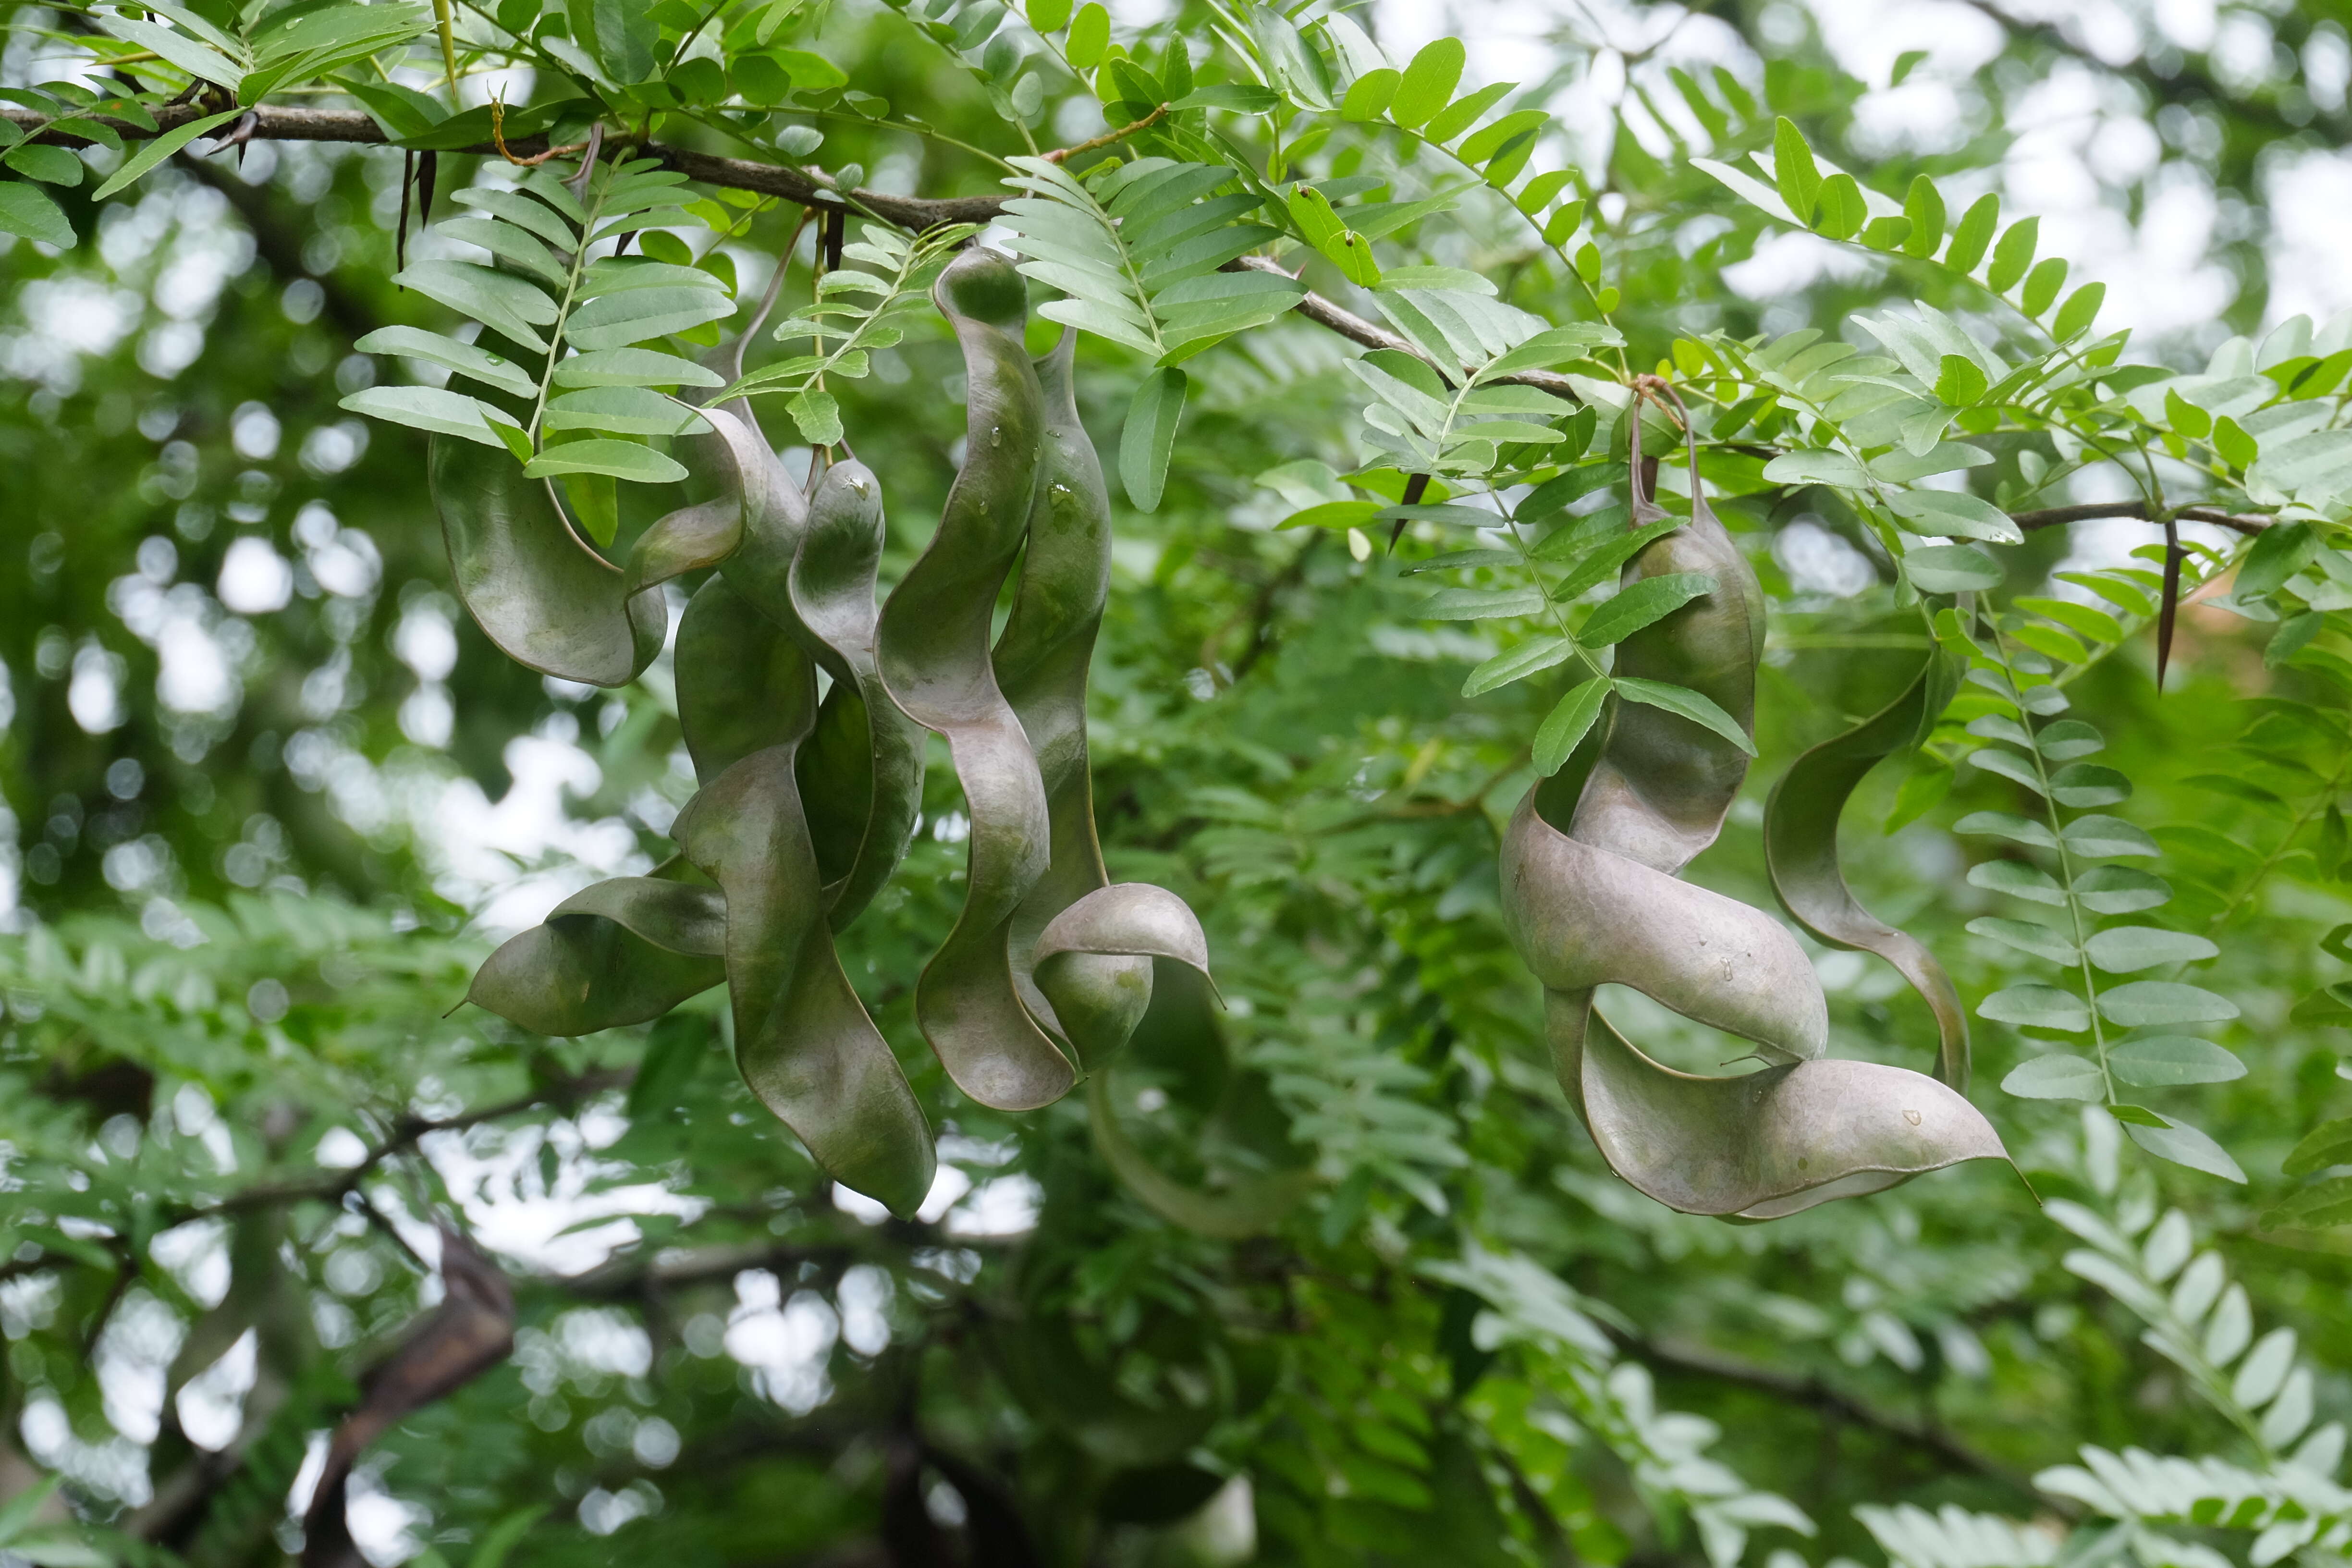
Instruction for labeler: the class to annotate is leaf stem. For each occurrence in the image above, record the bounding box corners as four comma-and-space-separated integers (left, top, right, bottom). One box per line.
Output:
1044, 100, 1168, 164
1980, 610, 2116, 1105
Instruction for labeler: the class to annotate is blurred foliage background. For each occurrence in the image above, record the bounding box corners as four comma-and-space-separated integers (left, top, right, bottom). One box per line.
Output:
7, 0, 2352, 1565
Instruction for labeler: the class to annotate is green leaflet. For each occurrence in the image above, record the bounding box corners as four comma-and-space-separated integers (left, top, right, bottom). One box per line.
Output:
670, 590, 934, 1218
358, 160, 732, 479
429, 435, 665, 687
465, 877, 726, 1036
875, 247, 1073, 1112
1764, 649, 1972, 1089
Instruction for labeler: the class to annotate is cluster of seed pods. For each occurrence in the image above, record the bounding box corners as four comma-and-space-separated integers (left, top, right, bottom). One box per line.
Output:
1500, 399, 2011, 1218
444, 248, 1210, 1217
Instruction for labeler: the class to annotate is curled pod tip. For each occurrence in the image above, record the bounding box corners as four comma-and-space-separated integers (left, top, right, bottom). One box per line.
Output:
430, 435, 664, 688
1765, 649, 1972, 1090
464, 876, 725, 1038
621, 404, 783, 598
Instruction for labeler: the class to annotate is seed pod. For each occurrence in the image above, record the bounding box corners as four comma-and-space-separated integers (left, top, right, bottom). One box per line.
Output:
993, 328, 1147, 1043
676, 573, 810, 783
672, 574, 935, 1219
788, 458, 927, 930
1565, 402, 1762, 873
1502, 398, 2007, 1217
430, 435, 664, 687
466, 876, 726, 1037
620, 403, 780, 596
1765, 650, 1972, 1090
875, 247, 1071, 1112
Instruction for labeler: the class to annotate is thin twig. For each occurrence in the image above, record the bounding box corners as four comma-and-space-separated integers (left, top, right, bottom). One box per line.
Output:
1043, 101, 1167, 164
490, 94, 588, 167
1615, 1327, 2064, 1512
197, 1067, 634, 1222
1225, 255, 1583, 399
2010, 499, 2273, 537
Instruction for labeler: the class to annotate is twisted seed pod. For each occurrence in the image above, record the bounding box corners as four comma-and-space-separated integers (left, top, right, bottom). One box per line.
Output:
671, 573, 935, 1217
783, 459, 928, 929
465, 877, 725, 1035
429, 436, 665, 687
992, 328, 1144, 1043
875, 248, 1070, 1111
1502, 410, 2005, 1218
1765, 651, 1972, 1090
1562, 411, 1766, 875
450, 245, 1230, 1216
620, 404, 771, 598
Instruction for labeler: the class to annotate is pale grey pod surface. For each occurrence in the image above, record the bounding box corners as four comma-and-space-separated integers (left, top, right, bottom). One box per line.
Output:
1501, 406, 2009, 1219
1502, 797, 1826, 1065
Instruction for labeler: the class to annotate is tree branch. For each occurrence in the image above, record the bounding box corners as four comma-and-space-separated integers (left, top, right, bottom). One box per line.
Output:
2, 103, 1001, 230
1043, 101, 1167, 165
1955, 0, 2347, 149
2010, 500, 2273, 536
202, 1067, 633, 1220
1615, 1328, 2066, 1513
8, 104, 1586, 399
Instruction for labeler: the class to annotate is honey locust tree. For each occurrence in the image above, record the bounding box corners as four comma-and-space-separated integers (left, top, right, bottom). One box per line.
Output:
5, 0, 2352, 1565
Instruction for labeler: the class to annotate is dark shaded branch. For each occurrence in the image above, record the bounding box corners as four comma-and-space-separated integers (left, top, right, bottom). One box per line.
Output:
1614, 1328, 2065, 1513
1204, 533, 1323, 687
2011, 500, 2272, 537
1955, 0, 2348, 148
3, 103, 992, 229
204, 1067, 633, 1220
559, 1239, 853, 1300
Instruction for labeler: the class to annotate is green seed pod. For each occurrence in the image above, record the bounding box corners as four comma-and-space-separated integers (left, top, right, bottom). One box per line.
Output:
994, 328, 1147, 1047
672, 572, 935, 1219
465, 877, 726, 1037
1766, 650, 1972, 1091
789, 457, 927, 931
430, 435, 664, 687
876, 246, 1071, 1112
